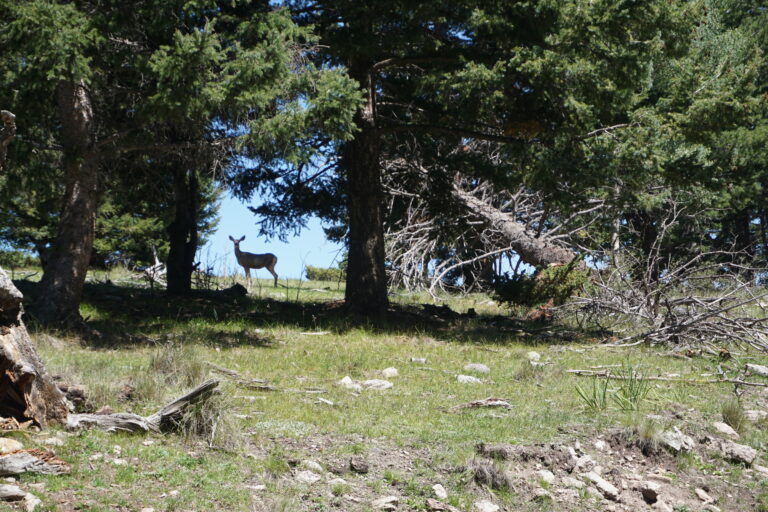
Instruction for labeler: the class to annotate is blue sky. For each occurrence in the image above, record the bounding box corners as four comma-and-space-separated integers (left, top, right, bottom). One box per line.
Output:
201, 193, 344, 280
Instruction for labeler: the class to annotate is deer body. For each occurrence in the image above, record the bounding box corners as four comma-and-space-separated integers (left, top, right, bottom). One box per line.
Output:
229, 236, 278, 287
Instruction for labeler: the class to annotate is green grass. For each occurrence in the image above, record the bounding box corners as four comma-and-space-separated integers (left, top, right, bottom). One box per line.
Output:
9, 268, 768, 510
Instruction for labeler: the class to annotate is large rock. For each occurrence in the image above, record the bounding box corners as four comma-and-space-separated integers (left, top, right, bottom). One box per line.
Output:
472, 500, 500, 512
712, 421, 739, 440
660, 428, 695, 453
371, 496, 399, 510
718, 440, 757, 465
463, 363, 490, 374
584, 471, 620, 501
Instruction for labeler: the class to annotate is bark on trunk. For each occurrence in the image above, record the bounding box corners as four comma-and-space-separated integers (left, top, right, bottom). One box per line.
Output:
454, 188, 580, 268
34, 81, 99, 327
0, 110, 16, 169
0, 267, 71, 427
166, 167, 199, 295
343, 61, 388, 317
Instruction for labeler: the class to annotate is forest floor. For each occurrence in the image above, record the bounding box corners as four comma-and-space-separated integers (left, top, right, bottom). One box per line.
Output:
4, 269, 768, 511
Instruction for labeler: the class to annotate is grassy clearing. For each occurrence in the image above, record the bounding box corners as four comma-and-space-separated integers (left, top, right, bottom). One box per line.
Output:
7, 270, 768, 510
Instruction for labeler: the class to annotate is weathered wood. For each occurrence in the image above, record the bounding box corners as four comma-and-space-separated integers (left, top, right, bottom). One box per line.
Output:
66, 379, 219, 433
0, 267, 71, 427
0, 450, 70, 476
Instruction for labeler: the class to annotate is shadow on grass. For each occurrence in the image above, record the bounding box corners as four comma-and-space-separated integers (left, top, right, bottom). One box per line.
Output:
14, 278, 601, 349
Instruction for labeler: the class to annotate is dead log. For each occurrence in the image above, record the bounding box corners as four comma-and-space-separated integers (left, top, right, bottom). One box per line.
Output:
0, 449, 70, 476
66, 379, 219, 433
0, 267, 71, 427
454, 187, 580, 268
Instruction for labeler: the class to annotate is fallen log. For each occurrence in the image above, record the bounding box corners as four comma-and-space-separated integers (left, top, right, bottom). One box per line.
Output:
0, 449, 70, 476
66, 379, 219, 433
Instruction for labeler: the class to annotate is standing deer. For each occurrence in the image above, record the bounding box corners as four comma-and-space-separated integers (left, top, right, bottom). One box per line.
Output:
229, 235, 279, 288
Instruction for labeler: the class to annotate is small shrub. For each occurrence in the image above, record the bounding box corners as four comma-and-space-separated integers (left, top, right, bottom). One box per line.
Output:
612, 366, 650, 411
305, 265, 345, 282
493, 259, 588, 308
625, 414, 664, 455
721, 398, 747, 434
178, 383, 243, 450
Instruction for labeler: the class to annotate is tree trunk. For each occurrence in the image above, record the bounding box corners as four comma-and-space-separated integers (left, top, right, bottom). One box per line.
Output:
454, 188, 580, 268
0, 268, 71, 427
343, 61, 388, 317
166, 166, 199, 295
34, 81, 100, 327
0, 110, 16, 169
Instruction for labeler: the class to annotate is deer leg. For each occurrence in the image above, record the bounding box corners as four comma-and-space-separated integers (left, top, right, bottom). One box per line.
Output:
267, 264, 278, 287
244, 267, 251, 291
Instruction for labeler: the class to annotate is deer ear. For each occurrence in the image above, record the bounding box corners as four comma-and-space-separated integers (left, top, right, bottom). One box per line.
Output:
239, 236, 246, 242
228, 236, 235, 242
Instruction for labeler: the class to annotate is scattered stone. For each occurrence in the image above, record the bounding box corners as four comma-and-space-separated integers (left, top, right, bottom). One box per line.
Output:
531, 488, 552, 501
247, 484, 266, 492
695, 487, 713, 503
639, 480, 661, 504
585, 486, 603, 500
660, 427, 695, 453
432, 483, 448, 499
328, 478, 348, 486
0, 439, 23, 454
382, 368, 399, 378
472, 500, 500, 512
363, 379, 393, 390
745, 410, 768, 422
463, 363, 490, 374
703, 505, 721, 512
349, 455, 369, 474
594, 439, 609, 451
537, 469, 556, 485
111, 458, 127, 466
301, 460, 323, 472
40, 437, 64, 447
653, 500, 673, 512
753, 464, 768, 476
526, 351, 541, 362
584, 471, 620, 501
411, 357, 427, 364
338, 376, 362, 392
0, 484, 25, 500
745, 363, 768, 377
24, 493, 41, 511
574, 454, 595, 473
426, 498, 460, 512
457, 375, 482, 384
647, 474, 673, 484
371, 495, 399, 510
718, 440, 757, 465
712, 421, 739, 440
295, 470, 322, 484
561, 476, 585, 489
140, 508, 155, 512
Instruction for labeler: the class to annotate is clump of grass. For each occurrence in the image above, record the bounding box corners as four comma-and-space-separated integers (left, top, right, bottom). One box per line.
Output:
612, 365, 651, 411
632, 415, 664, 455
149, 342, 207, 387
575, 376, 609, 411
177, 382, 244, 450
721, 397, 746, 434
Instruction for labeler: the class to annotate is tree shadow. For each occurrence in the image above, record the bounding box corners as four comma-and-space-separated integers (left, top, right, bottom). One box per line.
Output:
14, 278, 599, 349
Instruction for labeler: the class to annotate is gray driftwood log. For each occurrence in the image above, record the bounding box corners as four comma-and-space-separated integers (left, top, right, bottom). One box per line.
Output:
0, 267, 71, 427
66, 379, 220, 433
0, 449, 70, 476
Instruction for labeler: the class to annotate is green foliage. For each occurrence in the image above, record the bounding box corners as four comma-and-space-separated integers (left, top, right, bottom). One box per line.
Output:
0, 249, 39, 269
575, 376, 609, 412
305, 265, 345, 282
612, 366, 651, 411
493, 261, 589, 308
721, 398, 747, 434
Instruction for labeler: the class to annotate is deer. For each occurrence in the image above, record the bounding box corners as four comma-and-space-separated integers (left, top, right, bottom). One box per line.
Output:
228, 235, 279, 288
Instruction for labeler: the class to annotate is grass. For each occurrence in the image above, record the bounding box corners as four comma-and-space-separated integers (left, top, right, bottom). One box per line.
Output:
7, 267, 768, 510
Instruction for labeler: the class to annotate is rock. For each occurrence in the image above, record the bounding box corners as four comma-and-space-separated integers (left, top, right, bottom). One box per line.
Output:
695, 487, 713, 503
457, 375, 482, 384
745, 363, 768, 377
23, 493, 41, 511
40, 437, 64, 447
647, 474, 673, 484
338, 376, 362, 392
463, 363, 490, 374
349, 455, 369, 473
594, 439, 609, 451
561, 476, 585, 489
0, 484, 25, 500
653, 501, 673, 512
753, 464, 768, 476
574, 454, 595, 473
585, 487, 603, 500
703, 505, 721, 512
584, 471, 620, 501
472, 500, 500, 512
301, 460, 323, 472
745, 410, 768, 422
410, 357, 427, 364
432, 483, 448, 499
660, 427, 695, 453
295, 470, 321, 484
712, 421, 740, 440
140, 509, 155, 512
526, 351, 541, 362
382, 368, 399, 378
371, 495, 399, 510
537, 469, 556, 485
531, 488, 552, 501
363, 379, 393, 390
247, 484, 266, 492
718, 440, 757, 465
328, 478, 348, 486
0, 439, 23, 454
639, 480, 661, 504
426, 498, 460, 512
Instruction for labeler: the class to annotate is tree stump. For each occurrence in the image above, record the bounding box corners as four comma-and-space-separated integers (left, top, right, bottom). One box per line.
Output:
0, 267, 71, 427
